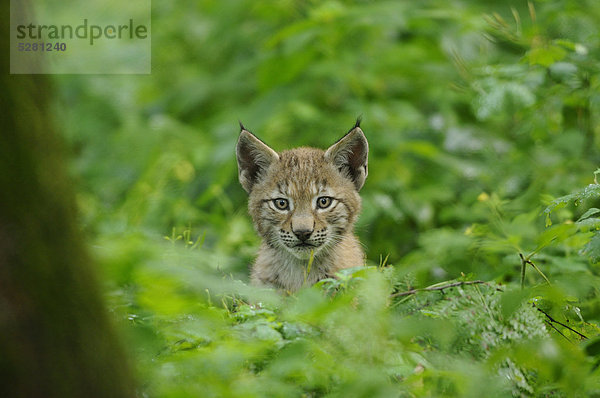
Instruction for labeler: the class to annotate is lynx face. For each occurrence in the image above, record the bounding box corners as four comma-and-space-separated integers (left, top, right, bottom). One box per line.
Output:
249, 148, 362, 260
236, 121, 368, 262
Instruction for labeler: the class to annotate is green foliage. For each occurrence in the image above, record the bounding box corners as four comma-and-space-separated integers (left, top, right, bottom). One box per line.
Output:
52, 0, 600, 396
103, 231, 600, 396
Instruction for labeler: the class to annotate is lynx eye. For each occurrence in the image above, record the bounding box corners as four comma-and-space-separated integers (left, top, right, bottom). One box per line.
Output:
317, 196, 333, 209
273, 198, 289, 210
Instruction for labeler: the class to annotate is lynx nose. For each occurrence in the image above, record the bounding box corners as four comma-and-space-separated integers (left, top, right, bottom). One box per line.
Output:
292, 216, 314, 242
293, 228, 313, 242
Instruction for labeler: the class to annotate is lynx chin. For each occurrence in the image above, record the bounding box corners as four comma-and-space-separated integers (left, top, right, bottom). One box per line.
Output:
236, 120, 368, 292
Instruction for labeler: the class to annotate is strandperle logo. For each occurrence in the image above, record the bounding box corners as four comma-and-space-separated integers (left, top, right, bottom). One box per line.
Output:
10, 0, 151, 74
15, 19, 148, 46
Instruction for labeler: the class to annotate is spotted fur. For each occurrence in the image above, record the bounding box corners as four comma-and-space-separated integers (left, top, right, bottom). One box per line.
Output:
236, 122, 368, 292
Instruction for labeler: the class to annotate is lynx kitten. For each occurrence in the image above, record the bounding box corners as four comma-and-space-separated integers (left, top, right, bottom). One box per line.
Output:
236, 120, 368, 292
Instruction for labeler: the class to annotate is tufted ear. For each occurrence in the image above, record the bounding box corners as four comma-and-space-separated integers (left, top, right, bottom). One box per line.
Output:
325, 120, 369, 191
236, 124, 279, 193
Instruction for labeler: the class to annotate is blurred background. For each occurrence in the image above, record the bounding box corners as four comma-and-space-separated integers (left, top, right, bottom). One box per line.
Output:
41, 0, 600, 394
55, 0, 599, 281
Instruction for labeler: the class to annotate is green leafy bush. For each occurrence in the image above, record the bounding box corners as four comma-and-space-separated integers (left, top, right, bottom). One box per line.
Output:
55, 0, 600, 396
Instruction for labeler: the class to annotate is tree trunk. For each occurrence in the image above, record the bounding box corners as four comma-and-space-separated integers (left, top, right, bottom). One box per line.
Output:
0, 4, 136, 397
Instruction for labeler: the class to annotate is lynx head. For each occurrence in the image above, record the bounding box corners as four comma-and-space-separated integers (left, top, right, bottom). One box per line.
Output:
236, 120, 368, 260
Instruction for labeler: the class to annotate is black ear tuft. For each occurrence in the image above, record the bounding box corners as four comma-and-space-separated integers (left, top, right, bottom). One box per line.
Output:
353, 116, 362, 130
239, 120, 247, 132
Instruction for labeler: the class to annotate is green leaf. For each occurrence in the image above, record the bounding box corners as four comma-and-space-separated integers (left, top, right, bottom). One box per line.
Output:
583, 233, 600, 264
583, 336, 600, 357
525, 45, 567, 67
500, 288, 531, 319
543, 184, 600, 225
576, 217, 600, 232
577, 208, 600, 222
533, 223, 578, 254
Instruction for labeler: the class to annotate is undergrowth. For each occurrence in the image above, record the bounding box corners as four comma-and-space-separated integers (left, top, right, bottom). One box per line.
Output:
56, 1, 600, 395
99, 175, 600, 397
